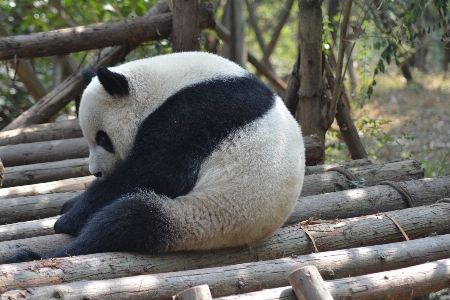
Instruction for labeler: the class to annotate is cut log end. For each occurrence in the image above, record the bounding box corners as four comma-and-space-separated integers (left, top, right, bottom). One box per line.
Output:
173, 284, 212, 300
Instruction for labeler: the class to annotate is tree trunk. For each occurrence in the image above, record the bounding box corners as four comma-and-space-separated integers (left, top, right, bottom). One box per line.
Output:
297, 0, 326, 146
215, 21, 287, 94
1, 202, 449, 299
216, 258, 450, 300
0, 138, 89, 167
0, 119, 82, 146
172, 0, 200, 52
221, 0, 246, 66
3, 158, 90, 188
1, 206, 449, 296
0, 177, 92, 199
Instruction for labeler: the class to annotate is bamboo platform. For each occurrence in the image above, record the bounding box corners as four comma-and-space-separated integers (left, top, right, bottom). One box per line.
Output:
0, 120, 449, 300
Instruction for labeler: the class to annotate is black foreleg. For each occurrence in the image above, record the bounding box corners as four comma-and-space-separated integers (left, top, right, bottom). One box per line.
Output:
50, 191, 174, 258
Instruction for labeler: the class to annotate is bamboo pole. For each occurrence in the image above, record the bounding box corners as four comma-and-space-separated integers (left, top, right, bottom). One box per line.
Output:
0, 203, 449, 294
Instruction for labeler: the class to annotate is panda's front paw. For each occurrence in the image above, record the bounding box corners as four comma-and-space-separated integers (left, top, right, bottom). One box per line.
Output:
54, 212, 84, 236
4, 249, 43, 263
60, 197, 79, 214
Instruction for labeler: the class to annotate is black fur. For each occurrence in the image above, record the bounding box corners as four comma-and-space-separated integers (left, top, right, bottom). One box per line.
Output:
81, 69, 96, 85
96, 130, 115, 153
97, 67, 130, 96
4, 74, 276, 262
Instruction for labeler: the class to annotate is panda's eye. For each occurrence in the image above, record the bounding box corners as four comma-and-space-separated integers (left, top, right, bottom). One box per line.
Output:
95, 131, 114, 153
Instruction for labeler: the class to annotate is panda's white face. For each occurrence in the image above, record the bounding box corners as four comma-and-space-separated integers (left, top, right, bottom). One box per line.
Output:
79, 52, 247, 178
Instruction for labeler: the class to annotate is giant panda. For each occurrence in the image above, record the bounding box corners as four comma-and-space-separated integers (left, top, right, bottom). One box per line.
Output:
6, 52, 305, 263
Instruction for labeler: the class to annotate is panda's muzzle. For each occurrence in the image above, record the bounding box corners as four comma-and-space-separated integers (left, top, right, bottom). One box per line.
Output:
94, 172, 103, 178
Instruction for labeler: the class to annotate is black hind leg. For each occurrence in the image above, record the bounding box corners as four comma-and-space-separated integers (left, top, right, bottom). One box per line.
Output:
50, 191, 175, 258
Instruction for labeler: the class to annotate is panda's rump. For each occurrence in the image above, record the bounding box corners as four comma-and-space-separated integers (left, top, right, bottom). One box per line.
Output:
166, 97, 305, 251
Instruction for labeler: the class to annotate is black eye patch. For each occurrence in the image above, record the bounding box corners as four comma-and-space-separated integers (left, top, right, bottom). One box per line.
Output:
95, 131, 115, 153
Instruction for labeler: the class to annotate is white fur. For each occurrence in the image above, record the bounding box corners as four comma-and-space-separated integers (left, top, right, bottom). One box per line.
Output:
79, 52, 305, 250
165, 97, 304, 250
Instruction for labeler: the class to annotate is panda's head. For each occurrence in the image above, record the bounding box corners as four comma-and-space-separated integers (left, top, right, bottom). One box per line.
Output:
80, 67, 134, 178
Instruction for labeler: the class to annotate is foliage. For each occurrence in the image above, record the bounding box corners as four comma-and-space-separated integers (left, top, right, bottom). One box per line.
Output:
0, 0, 158, 128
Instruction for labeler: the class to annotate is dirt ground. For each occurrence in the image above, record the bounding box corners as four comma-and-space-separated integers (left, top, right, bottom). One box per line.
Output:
326, 71, 450, 178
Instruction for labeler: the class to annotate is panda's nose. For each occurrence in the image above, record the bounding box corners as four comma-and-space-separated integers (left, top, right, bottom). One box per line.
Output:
94, 172, 102, 178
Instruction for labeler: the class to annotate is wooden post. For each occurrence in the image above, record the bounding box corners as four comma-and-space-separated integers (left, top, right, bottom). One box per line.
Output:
172, 0, 200, 52
173, 284, 212, 300
288, 266, 334, 300
297, 0, 326, 146
222, 0, 246, 66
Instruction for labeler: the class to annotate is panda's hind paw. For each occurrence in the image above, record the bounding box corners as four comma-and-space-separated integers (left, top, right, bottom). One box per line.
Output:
4, 249, 43, 264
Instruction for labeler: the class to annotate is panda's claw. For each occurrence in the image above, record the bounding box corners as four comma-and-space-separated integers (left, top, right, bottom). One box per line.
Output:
4, 249, 43, 264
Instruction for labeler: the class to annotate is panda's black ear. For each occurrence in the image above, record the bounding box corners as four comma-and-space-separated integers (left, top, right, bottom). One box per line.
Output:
82, 69, 97, 85
97, 67, 130, 97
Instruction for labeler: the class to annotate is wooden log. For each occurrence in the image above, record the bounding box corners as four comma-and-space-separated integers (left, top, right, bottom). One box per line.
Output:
0, 119, 82, 146
0, 138, 89, 167
2, 157, 369, 189
3, 158, 90, 188
224, 258, 450, 300
301, 159, 423, 196
0, 177, 92, 199
288, 266, 334, 300
173, 285, 212, 300
0, 204, 449, 294
0, 193, 79, 225
0, 135, 323, 167
0, 4, 214, 61
0, 160, 424, 226
0, 217, 58, 241
1, 2, 213, 130
285, 175, 450, 225
1, 222, 450, 299
305, 158, 371, 174
1, 174, 446, 241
